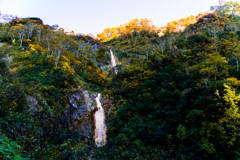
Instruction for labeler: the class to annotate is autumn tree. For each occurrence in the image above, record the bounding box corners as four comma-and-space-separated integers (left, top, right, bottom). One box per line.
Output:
26, 23, 36, 39
232, 40, 240, 71
50, 32, 70, 67
98, 18, 155, 42
42, 28, 54, 51
35, 25, 44, 44
76, 40, 97, 66
8, 24, 27, 47
212, 1, 240, 19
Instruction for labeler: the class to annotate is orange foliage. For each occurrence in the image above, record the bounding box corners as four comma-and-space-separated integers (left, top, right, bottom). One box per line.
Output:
98, 18, 156, 42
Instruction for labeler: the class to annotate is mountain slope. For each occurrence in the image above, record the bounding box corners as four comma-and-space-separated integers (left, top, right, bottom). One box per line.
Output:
1, 1, 240, 159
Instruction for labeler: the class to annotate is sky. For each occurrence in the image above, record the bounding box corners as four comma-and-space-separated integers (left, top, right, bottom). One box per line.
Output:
0, 0, 233, 36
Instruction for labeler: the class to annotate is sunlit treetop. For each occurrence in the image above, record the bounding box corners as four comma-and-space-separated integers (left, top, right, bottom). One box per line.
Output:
97, 18, 157, 42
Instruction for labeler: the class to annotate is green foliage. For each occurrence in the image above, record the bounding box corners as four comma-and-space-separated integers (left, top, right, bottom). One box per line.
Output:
0, 134, 26, 160
0, 60, 7, 69
0, 16, 107, 159
2, 1, 240, 159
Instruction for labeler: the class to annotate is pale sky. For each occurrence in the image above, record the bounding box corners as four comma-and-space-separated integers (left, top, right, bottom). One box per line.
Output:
0, 0, 231, 36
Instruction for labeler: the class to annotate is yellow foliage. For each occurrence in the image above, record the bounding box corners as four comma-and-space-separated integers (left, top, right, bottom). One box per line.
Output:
19, 51, 31, 59
29, 64, 35, 68
87, 66, 92, 71
37, 58, 43, 64
68, 52, 76, 59
129, 80, 139, 88
99, 72, 106, 79
39, 71, 47, 77
74, 60, 81, 64
61, 56, 70, 62
226, 77, 240, 87
29, 43, 44, 54
62, 62, 75, 75
222, 83, 240, 121
12, 39, 16, 45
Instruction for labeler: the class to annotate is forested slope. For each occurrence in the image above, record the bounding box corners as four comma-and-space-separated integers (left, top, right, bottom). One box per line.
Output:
1, 1, 240, 160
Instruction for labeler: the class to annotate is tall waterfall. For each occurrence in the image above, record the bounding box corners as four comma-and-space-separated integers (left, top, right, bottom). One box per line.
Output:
93, 93, 107, 147
110, 50, 118, 74
93, 51, 118, 147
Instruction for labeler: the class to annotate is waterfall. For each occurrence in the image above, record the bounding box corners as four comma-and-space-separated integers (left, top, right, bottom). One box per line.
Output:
93, 93, 107, 147
110, 50, 118, 74
92, 50, 118, 147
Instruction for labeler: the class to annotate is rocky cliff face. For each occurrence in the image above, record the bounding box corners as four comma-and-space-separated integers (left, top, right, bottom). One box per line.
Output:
26, 89, 114, 146
68, 91, 95, 118
67, 90, 97, 143
102, 97, 115, 121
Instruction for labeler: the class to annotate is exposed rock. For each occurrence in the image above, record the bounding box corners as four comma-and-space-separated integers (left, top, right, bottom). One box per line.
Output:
2, 56, 13, 63
68, 90, 95, 119
0, 43, 4, 47
67, 90, 96, 143
92, 43, 99, 51
102, 97, 115, 120
66, 90, 113, 145
27, 96, 42, 112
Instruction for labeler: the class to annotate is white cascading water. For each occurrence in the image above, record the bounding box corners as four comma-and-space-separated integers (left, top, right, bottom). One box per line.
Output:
93, 93, 107, 147
110, 50, 118, 74
93, 51, 118, 147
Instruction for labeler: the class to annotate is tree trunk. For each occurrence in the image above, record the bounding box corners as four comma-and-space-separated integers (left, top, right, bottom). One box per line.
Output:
20, 38, 23, 48
236, 58, 239, 72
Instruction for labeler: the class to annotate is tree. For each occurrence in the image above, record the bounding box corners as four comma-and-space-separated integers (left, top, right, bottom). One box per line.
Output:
224, 1, 240, 17
217, 78, 240, 147
232, 41, 240, 71
206, 21, 224, 51
167, 35, 175, 50
42, 28, 54, 51
212, 1, 240, 19
8, 24, 27, 47
0, 23, 10, 41
208, 52, 229, 78
97, 18, 155, 42
191, 52, 228, 86
26, 23, 36, 39
35, 25, 44, 44
157, 37, 166, 54
52, 42, 65, 67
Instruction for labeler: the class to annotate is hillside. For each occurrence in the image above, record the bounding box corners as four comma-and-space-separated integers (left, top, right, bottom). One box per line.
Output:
1, 1, 240, 159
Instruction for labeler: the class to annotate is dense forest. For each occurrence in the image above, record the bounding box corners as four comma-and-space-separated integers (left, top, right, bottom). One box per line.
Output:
1, 1, 240, 159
